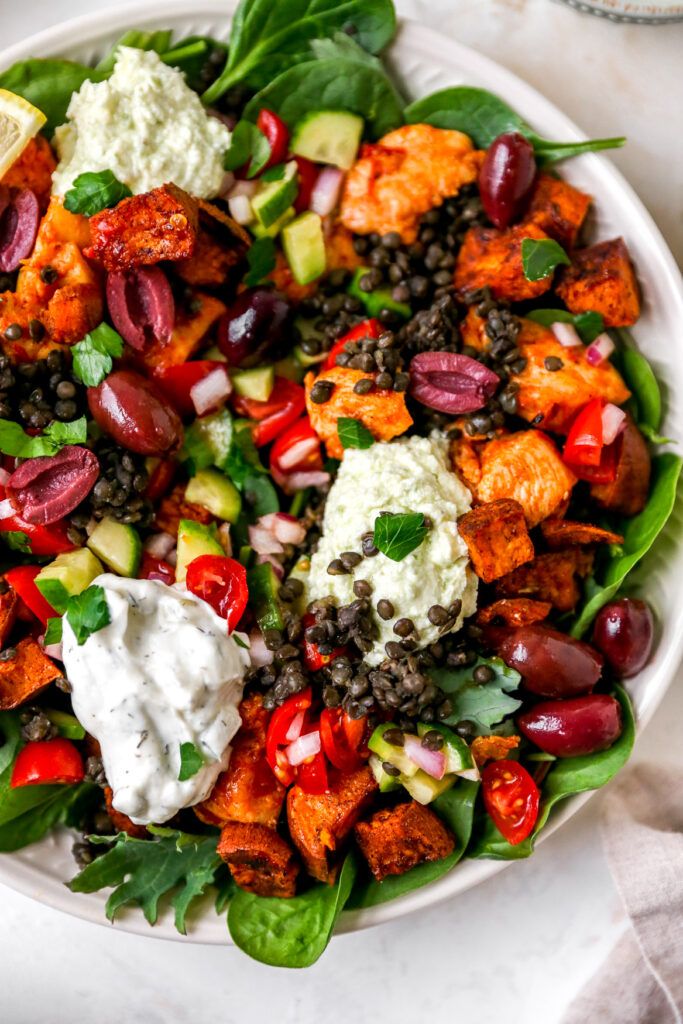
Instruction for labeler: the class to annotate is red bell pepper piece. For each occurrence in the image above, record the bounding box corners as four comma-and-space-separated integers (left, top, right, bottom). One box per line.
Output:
4, 566, 56, 626
155, 361, 227, 418
323, 319, 383, 370
266, 687, 313, 786
256, 109, 290, 170
301, 612, 347, 672
270, 418, 323, 479
138, 553, 175, 586
0, 483, 75, 556
185, 555, 248, 633
297, 750, 329, 794
233, 377, 306, 447
320, 708, 367, 771
11, 737, 85, 787
294, 156, 318, 213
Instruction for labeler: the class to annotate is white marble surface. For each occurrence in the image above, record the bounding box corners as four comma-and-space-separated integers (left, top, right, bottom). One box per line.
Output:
1, 3, 682, 1022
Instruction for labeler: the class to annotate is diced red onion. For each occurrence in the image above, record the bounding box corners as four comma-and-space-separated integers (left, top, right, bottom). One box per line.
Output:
586, 333, 615, 366
0, 468, 10, 486
458, 765, 480, 782
207, 109, 236, 130
403, 734, 447, 780
228, 194, 254, 225
260, 512, 306, 546
218, 523, 233, 556
42, 637, 64, 661
144, 532, 176, 559
275, 436, 320, 473
218, 171, 236, 197
310, 167, 344, 217
0, 498, 15, 518
249, 629, 273, 668
286, 730, 321, 766
190, 366, 232, 417
249, 523, 284, 555
280, 470, 330, 495
166, 547, 177, 568
286, 711, 306, 743
228, 180, 258, 199
551, 322, 582, 348
256, 552, 284, 579
601, 403, 627, 445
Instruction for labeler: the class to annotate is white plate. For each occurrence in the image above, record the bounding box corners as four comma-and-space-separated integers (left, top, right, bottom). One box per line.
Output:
1, 0, 682, 946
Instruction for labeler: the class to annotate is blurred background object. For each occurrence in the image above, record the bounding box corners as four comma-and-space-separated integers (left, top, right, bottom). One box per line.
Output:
555, 0, 683, 22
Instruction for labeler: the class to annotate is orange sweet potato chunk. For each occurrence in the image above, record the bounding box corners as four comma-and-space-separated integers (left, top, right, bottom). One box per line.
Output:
470, 735, 520, 768
355, 801, 454, 882
540, 519, 623, 549
0, 637, 62, 710
104, 787, 149, 839
144, 292, 226, 374
458, 499, 534, 584
454, 223, 554, 302
218, 821, 299, 898
175, 200, 249, 288
1, 136, 57, 212
0, 586, 18, 649
523, 173, 591, 249
476, 597, 552, 628
556, 237, 640, 327
496, 548, 594, 612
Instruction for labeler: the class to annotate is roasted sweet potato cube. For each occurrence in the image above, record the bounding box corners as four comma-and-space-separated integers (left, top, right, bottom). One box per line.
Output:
458, 499, 534, 584
495, 548, 594, 612
175, 200, 249, 287
287, 766, 378, 883
470, 735, 520, 768
540, 519, 623, 549
523, 173, 591, 249
0, 584, 18, 649
1, 136, 57, 212
476, 597, 552, 628
144, 292, 226, 374
87, 183, 199, 271
556, 237, 640, 327
0, 636, 63, 710
104, 786, 149, 839
591, 417, 651, 516
355, 801, 454, 882
218, 821, 299, 898
454, 223, 554, 302
153, 483, 214, 537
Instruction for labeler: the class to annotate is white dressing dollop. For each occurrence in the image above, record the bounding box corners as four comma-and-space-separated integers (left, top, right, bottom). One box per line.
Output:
62, 575, 250, 825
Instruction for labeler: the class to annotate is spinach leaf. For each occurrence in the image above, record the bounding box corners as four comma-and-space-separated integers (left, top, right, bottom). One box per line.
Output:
243, 473, 280, 518
202, 0, 396, 101
243, 57, 404, 140
373, 512, 428, 561
0, 531, 31, 553
432, 657, 522, 735
244, 237, 277, 287
526, 308, 604, 344
572, 453, 682, 636
349, 780, 479, 908
64, 170, 132, 216
223, 120, 271, 176
70, 828, 221, 934
0, 60, 107, 137
337, 417, 374, 450
0, 415, 87, 458
95, 29, 173, 73
72, 322, 124, 387
65, 585, 111, 645
614, 329, 663, 434
178, 742, 205, 781
227, 851, 357, 967
521, 237, 570, 281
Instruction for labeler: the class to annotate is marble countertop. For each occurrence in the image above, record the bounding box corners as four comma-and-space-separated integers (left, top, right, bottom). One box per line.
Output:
1, 3, 681, 1022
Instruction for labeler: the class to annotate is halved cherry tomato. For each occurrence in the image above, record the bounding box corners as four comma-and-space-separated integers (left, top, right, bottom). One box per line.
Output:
4, 565, 56, 626
481, 759, 540, 846
155, 361, 227, 418
145, 457, 177, 502
0, 505, 75, 556
186, 555, 248, 632
567, 433, 620, 485
256, 109, 290, 170
294, 156, 318, 213
233, 377, 306, 447
301, 612, 347, 672
270, 419, 323, 479
297, 750, 329, 794
563, 398, 604, 468
11, 737, 84, 787
323, 319, 382, 371
320, 707, 367, 771
266, 688, 313, 786
138, 553, 175, 585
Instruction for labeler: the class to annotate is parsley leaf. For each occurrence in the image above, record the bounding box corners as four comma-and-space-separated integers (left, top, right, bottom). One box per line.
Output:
44, 617, 63, 645
224, 421, 268, 488
72, 322, 124, 387
64, 170, 132, 216
0, 415, 87, 458
65, 585, 110, 646
521, 238, 570, 282
244, 236, 276, 287
373, 512, 428, 562
178, 742, 205, 781
431, 657, 522, 735
337, 417, 374, 450
260, 163, 286, 182
526, 308, 604, 344
0, 531, 31, 553
223, 120, 271, 177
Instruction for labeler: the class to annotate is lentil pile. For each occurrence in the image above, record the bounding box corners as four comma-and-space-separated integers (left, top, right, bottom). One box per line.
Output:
0, 350, 85, 429
72, 438, 153, 530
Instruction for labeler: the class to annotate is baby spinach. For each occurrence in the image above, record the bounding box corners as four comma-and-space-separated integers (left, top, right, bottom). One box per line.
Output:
572, 453, 682, 636
227, 851, 357, 967
349, 780, 479, 908
337, 417, 374, 450
95, 29, 173, 73
64, 170, 132, 216
243, 473, 280, 518
0, 531, 31, 554
526, 308, 604, 344
521, 237, 570, 281
0, 60, 107, 137
373, 512, 428, 561
223, 120, 272, 177
431, 657, 522, 735
614, 329, 663, 436
202, 0, 396, 101
404, 86, 625, 163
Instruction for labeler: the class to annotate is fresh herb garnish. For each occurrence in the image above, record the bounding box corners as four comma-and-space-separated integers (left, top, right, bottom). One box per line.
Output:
373, 512, 428, 562
0, 531, 31, 553
44, 617, 63, 646
521, 237, 570, 281
64, 585, 111, 646
223, 119, 272, 177
72, 322, 124, 387
233, 633, 250, 650
0, 416, 87, 459
337, 417, 374, 450
224, 421, 268, 488
64, 170, 132, 216
526, 308, 604, 344
243, 472, 280, 518
178, 742, 205, 781
244, 237, 277, 287
260, 163, 287, 182
431, 657, 522, 735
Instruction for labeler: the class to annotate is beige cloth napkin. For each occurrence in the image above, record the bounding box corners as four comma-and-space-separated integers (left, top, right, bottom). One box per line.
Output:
563, 764, 683, 1024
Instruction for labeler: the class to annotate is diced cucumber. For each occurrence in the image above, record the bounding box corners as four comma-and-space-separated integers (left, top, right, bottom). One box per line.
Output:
367, 723, 419, 778
87, 518, 142, 578
282, 212, 326, 286
252, 161, 299, 229
182, 408, 234, 473
44, 709, 86, 740
36, 548, 104, 612
416, 722, 478, 778
369, 753, 400, 793
175, 519, 223, 583
251, 206, 295, 239
247, 562, 284, 632
402, 769, 454, 805
230, 364, 275, 402
202, 344, 227, 363
185, 468, 241, 523
349, 266, 411, 320
274, 355, 305, 383
291, 111, 364, 171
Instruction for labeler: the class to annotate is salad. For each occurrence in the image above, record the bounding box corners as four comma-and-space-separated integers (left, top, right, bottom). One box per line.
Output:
0, 0, 679, 969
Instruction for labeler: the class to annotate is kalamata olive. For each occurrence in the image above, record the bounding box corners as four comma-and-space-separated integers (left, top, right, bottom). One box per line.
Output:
6, 445, 99, 525
88, 370, 183, 456
217, 287, 291, 367
0, 187, 40, 273
478, 132, 537, 229
592, 598, 654, 678
517, 694, 622, 757
409, 351, 499, 414
106, 266, 175, 351
494, 624, 603, 698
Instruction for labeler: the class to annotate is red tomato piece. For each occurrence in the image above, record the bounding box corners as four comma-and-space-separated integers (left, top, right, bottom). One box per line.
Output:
563, 397, 604, 468
256, 109, 290, 170
320, 708, 366, 771
4, 565, 56, 626
185, 555, 248, 633
138, 553, 175, 586
11, 738, 84, 787
481, 759, 540, 846
323, 319, 383, 371
234, 377, 306, 447
301, 612, 347, 672
0, 488, 75, 555
265, 688, 313, 786
270, 418, 323, 479
294, 156, 318, 213
155, 361, 227, 417
566, 433, 620, 485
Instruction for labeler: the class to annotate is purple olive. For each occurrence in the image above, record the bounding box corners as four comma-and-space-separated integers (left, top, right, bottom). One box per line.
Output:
88, 370, 183, 455
409, 351, 499, 414
592, 598, 654, 678
6, 445, 99, 525
106, 266, 175, 351
0, 187, 40, 272
518, 694, 622, 757
217, 287, 291, 367
478, 132, 537, 229
495, 624, 603, 698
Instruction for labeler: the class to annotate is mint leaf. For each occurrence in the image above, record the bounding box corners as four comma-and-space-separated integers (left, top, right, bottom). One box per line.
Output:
44, 616, 63, 645
337, 417, 374, 450
244, 237, 276, 287
373, 512, 428, 562
178, 742, 205, 781
65, 585, 110, 645
521, 238, 570, 282
527, 308, 604, 344
0, 531, 31, 553
223, 120, 271, 177
72, 322, 124, 386
0, 415, 87, 458
432, 657, 522, 735
64, 170, 132, 216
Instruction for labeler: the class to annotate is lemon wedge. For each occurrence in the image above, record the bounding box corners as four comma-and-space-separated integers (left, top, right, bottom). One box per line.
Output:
0, 89, 47, 180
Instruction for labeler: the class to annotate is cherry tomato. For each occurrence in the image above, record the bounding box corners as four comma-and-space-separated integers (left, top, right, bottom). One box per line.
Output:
233, 377, 306, 447
568, 434, 620, 485
294, 156, 318, 213
185, 555, 248, 633
563, 398, 604, 468
478, 132, 537, 229
11, 738, 84, 787
138, 553, 175, 586
320, 708, 367, 771
270, 419, 323, 481
518, 694, 622, 757
0, 494, 75, 556
266, 688, 313, 786
4, 565, 56, 626
297, 749, 329, 794
155, 360, 227, 417
481, 759, 540, 845
592, 598, 654, 678
256, 109, 290, 169
323, 319, 382, 371
300, 612, 348, 672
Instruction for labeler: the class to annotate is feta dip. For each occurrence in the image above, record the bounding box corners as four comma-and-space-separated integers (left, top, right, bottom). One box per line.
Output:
306, 434, 478, 665
62, 575, 250, 825
52, 47, 232, 198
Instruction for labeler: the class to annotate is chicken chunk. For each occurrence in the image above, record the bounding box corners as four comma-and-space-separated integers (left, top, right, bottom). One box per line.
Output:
476, 597, 552, 628
218, 821, 299, 898
495, 548, 594, 612
341, 125, 483, 243
175, 200, 249, 288
556, 237, 640, 327
355, 801, 454, 882
0, 637, 63, 710
1, 136, 57, 212
523, 173, 591, 249
458, 499, 534, 583
454, 223, 554, 303
591, 417, 651, 516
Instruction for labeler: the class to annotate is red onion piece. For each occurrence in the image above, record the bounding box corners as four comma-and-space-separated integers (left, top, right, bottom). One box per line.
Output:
217, 522, 232, 556
403, 734, 447, 780
0, 468, 10, 486
106, 266, 175, 351
287, 730, 321, 766
276, 436, 320, 473
249, 523, 284, 555
41, 634, 64, 661
0, 498, 14, 518
0, 188, 40, 273
255, 552, 284, 578
551, 322, 582, 348
271, 467, 330, 495
190, 366, 232, 416
144, 532, 176, 559
310, 167, 344, 217
228, 180, 258, 199
586, 333, 615, 366
601, 403, 627, 445
249, 629, 274, 668
7, 445, 99, 525
410, 351, 500, 414
260, 512, 306, 546
286, 711, 306, 743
